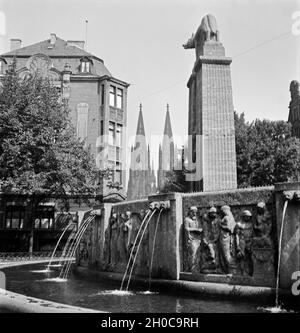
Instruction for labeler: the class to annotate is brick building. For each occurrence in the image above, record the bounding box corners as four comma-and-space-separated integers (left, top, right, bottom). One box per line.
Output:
0, 34, 129, 199
0, 34, 129, 252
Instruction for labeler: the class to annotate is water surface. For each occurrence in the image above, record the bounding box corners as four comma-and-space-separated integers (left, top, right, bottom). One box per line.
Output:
3, 263, 274, 313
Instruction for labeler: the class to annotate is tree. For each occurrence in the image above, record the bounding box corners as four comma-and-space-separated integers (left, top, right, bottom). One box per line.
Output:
0, 63, 98, 207
160, 168, 188, 193
234, 111, 300, 187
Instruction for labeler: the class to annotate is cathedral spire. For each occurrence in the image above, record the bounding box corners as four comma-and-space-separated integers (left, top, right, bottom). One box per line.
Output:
163, 103, 173, 138
136, 103, 146, 137
127, 103, 149, 200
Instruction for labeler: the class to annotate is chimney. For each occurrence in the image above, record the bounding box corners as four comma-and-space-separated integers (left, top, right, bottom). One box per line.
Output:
49, 33, 57, 46
10, 39, 22, 51
67, 40, 85, 50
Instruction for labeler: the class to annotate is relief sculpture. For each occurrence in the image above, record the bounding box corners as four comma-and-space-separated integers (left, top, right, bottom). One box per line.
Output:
200, 207, 221, 273
235, 210, 254, 276
103, 208, 150, 273
218, 205, 236, 275
183, 202, 275, 279
252, 202, 275, 282
184, 206, 202, 272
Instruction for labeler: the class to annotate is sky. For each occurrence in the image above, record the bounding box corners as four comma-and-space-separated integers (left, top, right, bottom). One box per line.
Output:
0, 0, 299, 163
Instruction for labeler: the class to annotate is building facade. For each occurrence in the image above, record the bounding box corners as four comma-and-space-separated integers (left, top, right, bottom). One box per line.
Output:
0, 34, 129, 252
0, 34, 129, 199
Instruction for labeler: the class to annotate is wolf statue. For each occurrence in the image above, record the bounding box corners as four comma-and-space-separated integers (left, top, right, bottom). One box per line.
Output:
183, 14, 219, 49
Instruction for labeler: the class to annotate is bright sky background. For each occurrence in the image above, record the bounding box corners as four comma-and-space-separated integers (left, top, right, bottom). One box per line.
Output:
0, 0, 299, 163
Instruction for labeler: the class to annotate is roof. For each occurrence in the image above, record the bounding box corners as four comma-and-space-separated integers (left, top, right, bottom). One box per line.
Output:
136, 106, 146, 136
163, 106, 173, 138
1, 36, 102, 61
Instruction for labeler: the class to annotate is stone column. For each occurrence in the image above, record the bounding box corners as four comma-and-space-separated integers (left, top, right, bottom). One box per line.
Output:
185, 14, 237, 192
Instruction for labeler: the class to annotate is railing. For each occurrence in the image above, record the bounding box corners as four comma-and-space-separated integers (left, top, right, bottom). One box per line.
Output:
0, 251, 65, 262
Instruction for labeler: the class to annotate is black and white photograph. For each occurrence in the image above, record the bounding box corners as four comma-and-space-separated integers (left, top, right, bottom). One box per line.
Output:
0, 0, 299, 321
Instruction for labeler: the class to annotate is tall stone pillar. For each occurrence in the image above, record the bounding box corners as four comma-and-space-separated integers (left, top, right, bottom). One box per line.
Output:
184, 14, 237, 192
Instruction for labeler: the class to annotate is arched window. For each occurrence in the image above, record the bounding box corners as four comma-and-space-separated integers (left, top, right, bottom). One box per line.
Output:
77, 103, 89, 140
27, 54, 52, 77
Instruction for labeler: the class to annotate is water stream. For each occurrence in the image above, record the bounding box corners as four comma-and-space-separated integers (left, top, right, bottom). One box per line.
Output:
46, 222, 74, 271
60, 215, 95, 279
148, 209, 163, 292
58, 224, 77, 266
125, 209, 157, 291
275, 199, 288, 308
120, 210, 151, 291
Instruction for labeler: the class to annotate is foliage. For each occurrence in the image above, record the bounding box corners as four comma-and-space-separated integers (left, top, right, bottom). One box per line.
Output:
234, 111, 300, 187
0, 63, 98, 205
160, 168, 188, 193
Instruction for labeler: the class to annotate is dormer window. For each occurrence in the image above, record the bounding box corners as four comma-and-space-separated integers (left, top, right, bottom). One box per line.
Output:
80, 58, 92, 73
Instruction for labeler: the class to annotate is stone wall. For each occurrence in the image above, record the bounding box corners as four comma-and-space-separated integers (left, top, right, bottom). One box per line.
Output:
77, 183, 300, 291
181, 186, 276, 287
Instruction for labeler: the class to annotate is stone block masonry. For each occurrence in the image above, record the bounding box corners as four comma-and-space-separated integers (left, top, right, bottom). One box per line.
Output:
185, 15, 237, 192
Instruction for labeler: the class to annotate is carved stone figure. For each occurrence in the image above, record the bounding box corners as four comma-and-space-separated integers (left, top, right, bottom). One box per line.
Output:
183, 14, 219, 50
234, 210, 254, 276
184, 206, 203, 272
103, 223, 110, 269
252, 202, 275, 283
124, 211, 133, 258
109, 211, 118, 266
199, 14, 219, 42
253, 202, 272, 248
200, 207, 220, 272
79, 239, 89, 262
218, 205, 236, 274
116, 213, 127, 264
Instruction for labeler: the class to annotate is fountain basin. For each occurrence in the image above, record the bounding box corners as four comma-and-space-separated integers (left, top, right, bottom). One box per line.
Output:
0, 262, 287, 313
0, 260, 98, 313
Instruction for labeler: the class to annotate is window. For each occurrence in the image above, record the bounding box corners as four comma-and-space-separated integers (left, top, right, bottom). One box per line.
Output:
0, 60, 3, 74
116, 124, 122, 146
108, 122, 123, 146
80, 59, 91, 73
98, 120, 104, 143
116, 88, 123, 109
5, 205, 25, 229
107, 121, 123, 185
100, 120, 104, 136
115, 162, 122, 183
108, 121, 115, 145
109, 86, 123, 108
77, 103, 89, 140
34, 206, 54, 229
109, 86, 116, 107
101, 85, 105, 105
116, 147, 121, 161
